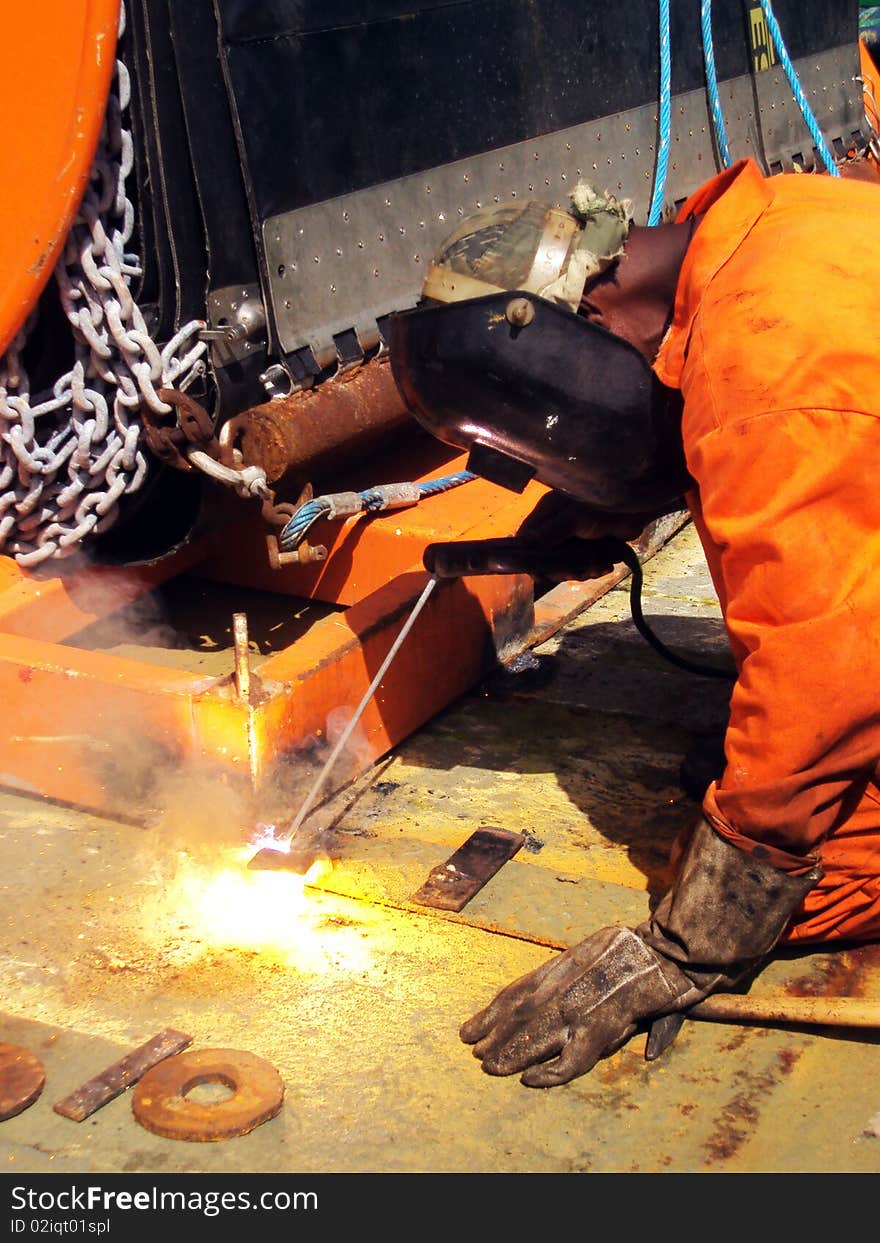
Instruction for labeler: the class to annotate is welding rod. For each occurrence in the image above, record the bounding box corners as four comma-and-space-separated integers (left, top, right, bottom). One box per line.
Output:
272, 575, 439, 848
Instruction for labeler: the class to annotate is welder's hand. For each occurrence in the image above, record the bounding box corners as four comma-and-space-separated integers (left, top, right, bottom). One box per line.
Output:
459, 926, 694, 1087
461, 818, 821, 1088
515, 490, 660, 546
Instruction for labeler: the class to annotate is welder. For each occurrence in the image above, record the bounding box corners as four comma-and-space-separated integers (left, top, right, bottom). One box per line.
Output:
388, 155, 880, 1087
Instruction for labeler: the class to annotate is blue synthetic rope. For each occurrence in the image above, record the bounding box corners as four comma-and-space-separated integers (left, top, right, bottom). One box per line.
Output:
415, 470, 476, 500
758, 0, 840, 177
647, 0, 672, 225
701, 0, 732, 167
279, 471, 477, 552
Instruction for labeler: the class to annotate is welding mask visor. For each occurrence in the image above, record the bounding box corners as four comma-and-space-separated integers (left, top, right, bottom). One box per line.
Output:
389, 289, 689, 513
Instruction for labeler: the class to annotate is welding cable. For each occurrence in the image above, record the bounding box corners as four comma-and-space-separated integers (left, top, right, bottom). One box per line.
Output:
647, 0, 672, 226
758, 0, 840, 177
614, 540, 736, 681
278, 470, 477, 554
701, 0, 733, 168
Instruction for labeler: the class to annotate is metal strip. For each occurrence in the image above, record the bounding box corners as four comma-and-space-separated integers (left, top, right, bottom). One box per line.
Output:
52, 1029, 194, 1122
411, 826, 526, 912
264, 45, 862, 362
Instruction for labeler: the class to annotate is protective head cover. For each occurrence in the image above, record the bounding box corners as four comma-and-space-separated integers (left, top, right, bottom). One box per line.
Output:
389, 186, 689, 513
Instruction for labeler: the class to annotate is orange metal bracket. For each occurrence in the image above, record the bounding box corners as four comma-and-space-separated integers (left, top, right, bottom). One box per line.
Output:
0, 0, 119, 354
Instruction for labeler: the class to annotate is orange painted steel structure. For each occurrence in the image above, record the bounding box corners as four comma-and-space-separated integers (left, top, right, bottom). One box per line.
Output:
0, 0, 120, 355
0, 444, 682, 823
0, 452, 553, 819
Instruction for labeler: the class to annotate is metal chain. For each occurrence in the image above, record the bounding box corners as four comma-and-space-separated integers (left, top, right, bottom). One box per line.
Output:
0, 4, 207, 568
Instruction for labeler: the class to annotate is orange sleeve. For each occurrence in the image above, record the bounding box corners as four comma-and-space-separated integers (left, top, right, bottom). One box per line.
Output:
688, 403, 880, 872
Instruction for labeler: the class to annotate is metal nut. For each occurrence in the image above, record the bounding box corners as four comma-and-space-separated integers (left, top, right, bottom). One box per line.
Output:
505, 297, 535, 327
225, 299, 267, 343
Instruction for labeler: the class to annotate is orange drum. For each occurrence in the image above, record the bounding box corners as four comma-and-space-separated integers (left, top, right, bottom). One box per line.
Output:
0, 0, 119, 355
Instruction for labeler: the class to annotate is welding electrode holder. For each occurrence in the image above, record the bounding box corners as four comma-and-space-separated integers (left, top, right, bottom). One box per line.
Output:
424, 535, 736, 683
422, 535, 625, 581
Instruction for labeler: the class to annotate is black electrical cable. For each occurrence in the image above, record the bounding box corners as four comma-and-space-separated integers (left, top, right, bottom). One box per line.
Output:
613, 540, 736, 681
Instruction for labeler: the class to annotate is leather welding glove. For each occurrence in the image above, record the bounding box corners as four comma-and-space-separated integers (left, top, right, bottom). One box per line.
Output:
515, 490, 657, 546
460, 817, 821, 1087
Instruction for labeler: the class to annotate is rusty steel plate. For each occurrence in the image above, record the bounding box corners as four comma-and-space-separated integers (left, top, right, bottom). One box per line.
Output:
131, 1048, 284, 1142
0, 1042, 46, 1120
411, 826, 526, 912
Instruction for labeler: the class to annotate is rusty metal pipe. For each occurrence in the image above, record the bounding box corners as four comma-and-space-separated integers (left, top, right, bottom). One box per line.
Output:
227, 359, 411, 484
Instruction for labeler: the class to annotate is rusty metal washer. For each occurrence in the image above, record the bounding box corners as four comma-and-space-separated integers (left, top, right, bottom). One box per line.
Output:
131, 1048, 284, 1142
0, 1042, 46, 1120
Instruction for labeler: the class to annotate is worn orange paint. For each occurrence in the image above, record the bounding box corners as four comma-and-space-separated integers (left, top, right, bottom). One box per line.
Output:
0, 0, 120, 356
0, 632, 207, 812
0, 542, 206, 644
256, 570, 532, 766
0, 436, 676, 821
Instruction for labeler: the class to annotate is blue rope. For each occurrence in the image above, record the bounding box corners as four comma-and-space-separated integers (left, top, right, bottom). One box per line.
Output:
758, 0, 840, 177
415, 470, 476, 500
701, 0, 732, 167
647, 0, 672, 225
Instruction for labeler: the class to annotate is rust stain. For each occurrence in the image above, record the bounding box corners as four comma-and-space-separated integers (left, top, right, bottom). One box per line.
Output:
703, 1068, 778, 1166
776, 1046, 802, 1075
596, 1047, 644, 1089
719, 1028, 749, 1054
784, 943, 880, 1001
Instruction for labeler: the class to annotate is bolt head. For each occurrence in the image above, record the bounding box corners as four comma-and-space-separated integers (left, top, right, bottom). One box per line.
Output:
505, 297, 536, 327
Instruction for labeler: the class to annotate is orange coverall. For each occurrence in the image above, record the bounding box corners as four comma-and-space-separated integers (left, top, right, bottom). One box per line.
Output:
653, 158, 880, 944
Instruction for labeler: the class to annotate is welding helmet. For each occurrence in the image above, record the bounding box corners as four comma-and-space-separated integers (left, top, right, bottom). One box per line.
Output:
389, 188, 689, 513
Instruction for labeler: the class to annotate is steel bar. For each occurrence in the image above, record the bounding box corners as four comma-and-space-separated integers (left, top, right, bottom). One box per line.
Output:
689, 993, 880, 1029
232, 611, 251, 702
53, 1028, 193, 1122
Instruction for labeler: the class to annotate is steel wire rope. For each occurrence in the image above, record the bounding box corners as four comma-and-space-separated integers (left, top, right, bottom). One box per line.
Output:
279, 470, 476, 553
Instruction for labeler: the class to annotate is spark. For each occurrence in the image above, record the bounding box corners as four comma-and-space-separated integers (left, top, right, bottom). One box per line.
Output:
141, 843, 371, 975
